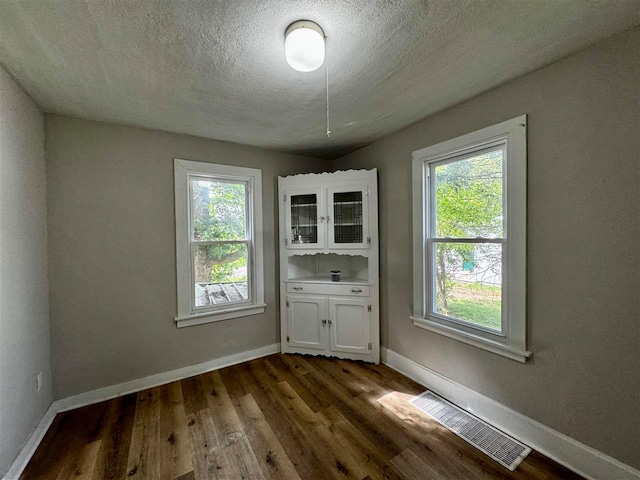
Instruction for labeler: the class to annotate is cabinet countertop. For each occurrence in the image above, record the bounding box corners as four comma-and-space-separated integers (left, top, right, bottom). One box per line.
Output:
285, 276, 371, 285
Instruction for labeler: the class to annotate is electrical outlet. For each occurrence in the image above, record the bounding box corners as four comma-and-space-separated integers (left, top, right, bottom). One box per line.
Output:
37, 372, 43, 392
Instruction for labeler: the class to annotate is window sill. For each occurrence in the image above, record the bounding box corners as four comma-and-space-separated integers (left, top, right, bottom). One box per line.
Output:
410, 316, 531, 363
176, 303, 267, 328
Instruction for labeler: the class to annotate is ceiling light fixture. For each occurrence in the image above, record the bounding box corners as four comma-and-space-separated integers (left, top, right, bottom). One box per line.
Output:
284, 20, 325, 72
284, 20, 331, 138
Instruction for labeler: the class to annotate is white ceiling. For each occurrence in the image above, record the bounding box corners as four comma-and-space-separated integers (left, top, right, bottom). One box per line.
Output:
1, 1, 638, 159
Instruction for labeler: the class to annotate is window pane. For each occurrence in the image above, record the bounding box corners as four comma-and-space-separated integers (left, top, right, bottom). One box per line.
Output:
434, 242, 502, 331
434, 150, 503, 238
290, 194, 317, 244
192, 178, 246, 241
193, 243, 249, 307
333, 191, 363, 243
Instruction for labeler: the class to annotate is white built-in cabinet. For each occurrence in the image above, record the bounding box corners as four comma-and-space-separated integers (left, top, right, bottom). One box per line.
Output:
278, 169, 379, 363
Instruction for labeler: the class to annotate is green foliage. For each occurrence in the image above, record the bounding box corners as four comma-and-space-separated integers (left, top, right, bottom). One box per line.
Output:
434, 151, 503, 321
192, 180, 248, 283
435, 151, 502, 238
447, 299, 501, 330
198, 245, 247, 283
192, 180, 246, 241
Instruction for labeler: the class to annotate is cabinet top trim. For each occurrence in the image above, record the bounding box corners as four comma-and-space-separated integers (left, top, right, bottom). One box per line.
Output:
279, 168, 377, 182
283, 250, 374, 257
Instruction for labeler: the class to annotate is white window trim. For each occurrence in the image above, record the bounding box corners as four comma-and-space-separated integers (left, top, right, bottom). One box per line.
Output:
410, 116, 530, 363
174, 159, 265, 328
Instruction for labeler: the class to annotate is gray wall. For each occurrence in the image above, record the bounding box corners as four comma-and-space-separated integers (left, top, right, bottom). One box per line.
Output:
0, 67, 52, 476
45, 115, 331, 398
334, 27, 640, 468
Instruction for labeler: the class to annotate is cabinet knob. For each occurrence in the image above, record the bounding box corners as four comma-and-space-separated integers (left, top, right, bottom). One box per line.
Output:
292, 286, 303, 291
351, 288, 363, 293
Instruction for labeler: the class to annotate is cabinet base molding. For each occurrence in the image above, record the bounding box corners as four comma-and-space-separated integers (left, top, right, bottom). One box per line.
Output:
281, 344, 380, 364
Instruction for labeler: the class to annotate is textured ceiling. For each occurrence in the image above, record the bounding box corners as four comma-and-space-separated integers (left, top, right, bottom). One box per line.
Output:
1, 1, 639, 159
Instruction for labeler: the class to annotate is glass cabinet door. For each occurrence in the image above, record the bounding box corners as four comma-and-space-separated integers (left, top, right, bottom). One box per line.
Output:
286, 189, 325, 248
328, 186, 369, 249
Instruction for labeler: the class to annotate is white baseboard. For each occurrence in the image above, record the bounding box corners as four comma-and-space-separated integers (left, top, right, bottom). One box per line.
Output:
54, 343, 280, 413
8, 344, 636, 480
382, 347, 640, 480
3, 343, 280, 480
2, 404, 58, 480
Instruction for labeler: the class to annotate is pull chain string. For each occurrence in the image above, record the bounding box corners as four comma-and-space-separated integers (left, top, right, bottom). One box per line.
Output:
326, 64, 331, 138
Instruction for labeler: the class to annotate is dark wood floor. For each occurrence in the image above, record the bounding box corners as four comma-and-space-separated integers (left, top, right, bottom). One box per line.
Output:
21, 354, 583, 480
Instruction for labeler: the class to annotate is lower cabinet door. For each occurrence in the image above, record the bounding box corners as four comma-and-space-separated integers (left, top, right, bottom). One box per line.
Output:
329, 297, 371, 354
287, 295, 327, 350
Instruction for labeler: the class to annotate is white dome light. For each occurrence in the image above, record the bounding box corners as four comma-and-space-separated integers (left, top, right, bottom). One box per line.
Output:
285, 21, 325, 72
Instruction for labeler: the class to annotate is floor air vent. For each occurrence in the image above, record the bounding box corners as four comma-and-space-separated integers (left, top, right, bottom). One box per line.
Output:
411, 391, 531, 471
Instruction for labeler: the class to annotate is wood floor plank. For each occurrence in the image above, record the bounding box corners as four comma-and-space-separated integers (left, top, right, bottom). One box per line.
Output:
21, 402, 109, 480
263, 356, 331, 412
185, 409, 229, 480
311, 356, 374, 397
90, 393, 137, 480
237, 393, 302, 480
309, 365, 499, 480
218, 360, 254, 400
272, 380, 360, 480
390, 448, 443, 480
244, 360, 332, 480
310, 370, 477, 479
320, 404, 400, 471
53, 440, 102, 480
316, 408, 406, 480
192, 375, 246, 480
174, 471, 196, 480
181, 375, 209, 416
278, 352, 316, 375
159, 382, 193, 479
333, 358, 391, 398
314, 411, 374, 480
200, 370, 265, 479
126, 387, 163, 480
21, 354, 585, 480
304, 368, 413, 455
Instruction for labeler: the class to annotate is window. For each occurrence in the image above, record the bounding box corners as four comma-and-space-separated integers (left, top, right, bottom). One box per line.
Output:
411, 116, 529, 362
174, 159, 265, 328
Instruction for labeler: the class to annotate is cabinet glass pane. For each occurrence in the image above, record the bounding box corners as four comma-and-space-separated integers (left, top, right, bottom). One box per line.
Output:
333, 191, 363, 243
290, 194, 318, 244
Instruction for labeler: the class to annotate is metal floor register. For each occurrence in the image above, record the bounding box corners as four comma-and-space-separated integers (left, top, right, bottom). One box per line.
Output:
411, 391, 531, 471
